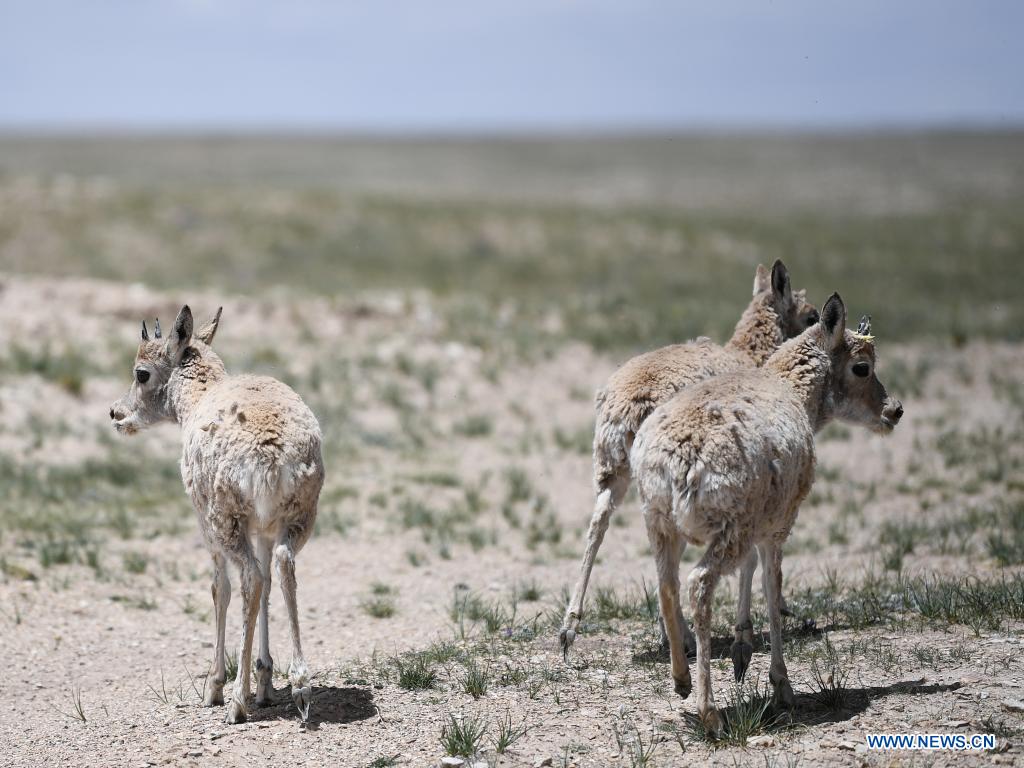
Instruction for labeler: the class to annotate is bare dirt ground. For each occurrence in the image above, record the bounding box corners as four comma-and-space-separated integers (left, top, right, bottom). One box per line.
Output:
1, 273, 1023, 767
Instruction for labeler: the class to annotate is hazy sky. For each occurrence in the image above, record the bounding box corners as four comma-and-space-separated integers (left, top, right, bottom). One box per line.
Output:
2, 0, 1022, 130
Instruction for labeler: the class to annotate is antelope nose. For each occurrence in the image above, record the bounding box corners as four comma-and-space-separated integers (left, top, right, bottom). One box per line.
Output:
110, 404, 123, 421
886, 400, 904, 424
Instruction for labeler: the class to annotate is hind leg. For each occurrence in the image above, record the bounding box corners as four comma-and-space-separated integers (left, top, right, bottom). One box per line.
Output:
225, 543, 262, 724
647, 523, 691, 698
658, 541, 695, 657
275, 533, 312, 721
759, 540, 795, 711
560, 441, 631, 658
766, 545, 794, 617
688, 534, 750, 736
204, 550, 230, 706
254, 537, 275, 707
731, 549, 758, 681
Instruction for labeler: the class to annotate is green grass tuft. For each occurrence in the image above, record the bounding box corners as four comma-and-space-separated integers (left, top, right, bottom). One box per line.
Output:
440, 713, 488, 758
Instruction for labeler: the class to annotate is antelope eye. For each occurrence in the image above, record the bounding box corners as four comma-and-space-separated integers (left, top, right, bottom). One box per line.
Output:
135, 369, 150, 384
851, 361, 870, 378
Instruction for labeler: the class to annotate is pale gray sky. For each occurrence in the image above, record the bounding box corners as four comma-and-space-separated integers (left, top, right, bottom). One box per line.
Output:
2, 0, 1022, 130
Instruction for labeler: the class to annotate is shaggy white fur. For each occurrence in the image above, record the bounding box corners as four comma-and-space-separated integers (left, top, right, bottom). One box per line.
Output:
111, 305, 324, 724
630, 293, 902, 734
560, 261, 818, 656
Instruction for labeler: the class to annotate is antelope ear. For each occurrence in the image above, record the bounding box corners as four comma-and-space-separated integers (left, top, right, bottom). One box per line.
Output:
771, 259, 792, 306
820, 293, 847, 351
165, 305, 194, 360
752, 264, 770, 295
195, 307, 223, 346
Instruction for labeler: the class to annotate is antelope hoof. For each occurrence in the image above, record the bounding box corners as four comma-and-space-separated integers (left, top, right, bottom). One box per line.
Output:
673, 674, 692, 699
701, 708, 724, 738
204, 684, 225, 707
254, 684, 274, 708
731, 640, 754, 682
225, 698, 248, 724
559, 627, 577, 661
772, 678, 795, 711
255, 660, 274, 707
292, 685, 312, 722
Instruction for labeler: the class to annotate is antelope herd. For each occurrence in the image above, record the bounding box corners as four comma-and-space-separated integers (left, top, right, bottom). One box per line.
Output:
111, 262, 902, 732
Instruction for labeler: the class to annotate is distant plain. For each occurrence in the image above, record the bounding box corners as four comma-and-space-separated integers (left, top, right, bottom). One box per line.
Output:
0, 132, 1021, 766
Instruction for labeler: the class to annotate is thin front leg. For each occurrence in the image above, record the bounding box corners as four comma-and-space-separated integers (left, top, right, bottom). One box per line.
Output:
254, 537, 274, 707
274, 536, 312, 721
560, 461, 630, 659
759, 541, 795, 711
771, 545, 794, 617
226, 550, 262, 724
732, 549, 758, 681
205, 551, 230, 706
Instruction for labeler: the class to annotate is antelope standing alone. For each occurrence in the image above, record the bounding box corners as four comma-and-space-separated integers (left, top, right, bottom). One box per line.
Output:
110, 306, 323, 724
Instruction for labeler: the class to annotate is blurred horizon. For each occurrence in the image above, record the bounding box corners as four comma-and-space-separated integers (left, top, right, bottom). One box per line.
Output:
2, 2, 1022, 352
4, 1, 1023, 132
3, 125, 1024, 138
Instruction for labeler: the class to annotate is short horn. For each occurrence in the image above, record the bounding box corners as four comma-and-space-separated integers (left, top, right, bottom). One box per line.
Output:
857, 314, 872, 336
141, 320, 149, 341
154, 318, 162, 339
